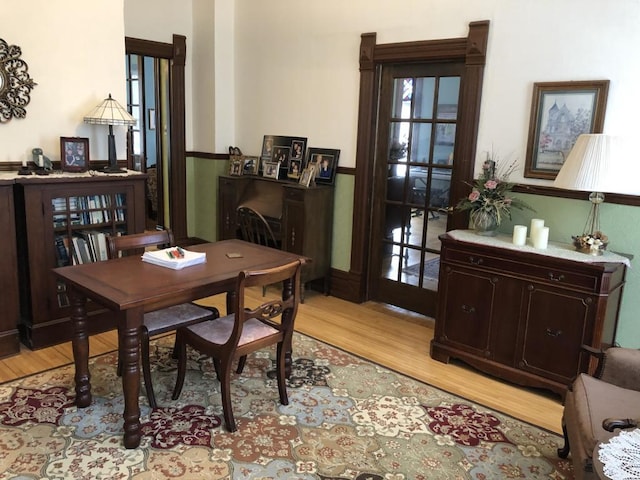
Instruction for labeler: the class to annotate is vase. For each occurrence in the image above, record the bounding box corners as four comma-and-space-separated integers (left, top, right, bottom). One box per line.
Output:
470, 209, 499, 236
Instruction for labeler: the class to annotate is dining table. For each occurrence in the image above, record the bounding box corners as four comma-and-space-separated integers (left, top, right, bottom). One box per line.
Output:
53, 239, 305, 448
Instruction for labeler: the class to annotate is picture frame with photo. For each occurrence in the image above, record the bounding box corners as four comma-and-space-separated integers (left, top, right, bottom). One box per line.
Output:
524, 80, 609, 180
260, 135, 308, 179
262, 160, 280, 179
60, 137, 89, 172
298, 167, 313, 187
228, 157, 243, 176
305, 148, 339, 185
242, 156, 260, 175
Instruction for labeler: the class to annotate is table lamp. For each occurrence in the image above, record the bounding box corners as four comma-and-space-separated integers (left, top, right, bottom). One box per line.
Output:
83, 94, 136, 173
553, 134, 631, 251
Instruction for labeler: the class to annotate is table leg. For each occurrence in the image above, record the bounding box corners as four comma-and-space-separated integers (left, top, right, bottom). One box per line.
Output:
68, 287, 91, 408
120, 307, 143, 449
282, 277, 294, 377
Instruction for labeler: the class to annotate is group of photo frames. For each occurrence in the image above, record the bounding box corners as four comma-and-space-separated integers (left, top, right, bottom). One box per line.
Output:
228, 135, 339, 186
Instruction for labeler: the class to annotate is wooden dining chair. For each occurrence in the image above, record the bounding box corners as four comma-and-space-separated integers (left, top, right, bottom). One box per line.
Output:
107, 229, 219, 409
172, 259, 302, 432
236, 205, 282, 296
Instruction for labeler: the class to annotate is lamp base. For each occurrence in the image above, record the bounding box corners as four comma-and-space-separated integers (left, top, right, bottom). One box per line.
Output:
104, 130, 126, 173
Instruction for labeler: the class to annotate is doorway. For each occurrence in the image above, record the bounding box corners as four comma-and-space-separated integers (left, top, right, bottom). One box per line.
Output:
124, 35, 189, 242
125, 53, 170, 230
369, 62, 462, 316
350, 23, 489, 315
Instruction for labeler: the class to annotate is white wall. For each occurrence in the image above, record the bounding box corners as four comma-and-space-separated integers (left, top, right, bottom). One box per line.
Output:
229, 0, 640, 185
0, 0, 127, 164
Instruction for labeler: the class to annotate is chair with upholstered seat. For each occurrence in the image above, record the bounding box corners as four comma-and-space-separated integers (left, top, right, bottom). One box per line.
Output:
172, 259, 302, 432
107, 229, 219, 409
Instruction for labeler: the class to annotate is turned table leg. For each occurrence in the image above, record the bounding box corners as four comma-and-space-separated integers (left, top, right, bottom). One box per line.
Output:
120, 307, 143, 449
69, 287, 91, 408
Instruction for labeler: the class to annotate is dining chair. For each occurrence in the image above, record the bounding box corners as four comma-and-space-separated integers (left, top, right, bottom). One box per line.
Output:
172, 259, 302, 432
107, 229, 219, 409
236, 205, 281, 296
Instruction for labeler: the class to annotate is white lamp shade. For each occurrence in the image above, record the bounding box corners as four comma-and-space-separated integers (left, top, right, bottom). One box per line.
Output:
553, 134, 637, 195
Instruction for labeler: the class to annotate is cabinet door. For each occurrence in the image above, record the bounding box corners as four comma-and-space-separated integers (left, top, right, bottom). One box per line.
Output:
282, 190, 305, 255
436, 266, 497, 357
218, 176, 247, 240
517, 284, 594, 384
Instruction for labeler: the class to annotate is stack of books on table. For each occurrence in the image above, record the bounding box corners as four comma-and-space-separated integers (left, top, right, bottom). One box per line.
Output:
141, 247, 206, 270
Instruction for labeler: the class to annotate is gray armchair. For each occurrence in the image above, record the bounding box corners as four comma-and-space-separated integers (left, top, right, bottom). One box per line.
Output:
558, 346, 640, 479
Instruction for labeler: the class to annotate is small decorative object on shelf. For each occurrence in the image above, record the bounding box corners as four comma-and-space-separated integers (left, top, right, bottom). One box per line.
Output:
572, 231, 608, 255
456, 152, 534, 235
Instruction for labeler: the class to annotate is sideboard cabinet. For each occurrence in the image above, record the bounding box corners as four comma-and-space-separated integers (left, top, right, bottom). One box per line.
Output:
0, 179, 20, 358
14, 174, 146, 349
431, 231, 627, 396
218, 175, 333, 292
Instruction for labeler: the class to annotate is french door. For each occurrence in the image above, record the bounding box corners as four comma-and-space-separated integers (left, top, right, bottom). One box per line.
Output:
369, 61, 465, 316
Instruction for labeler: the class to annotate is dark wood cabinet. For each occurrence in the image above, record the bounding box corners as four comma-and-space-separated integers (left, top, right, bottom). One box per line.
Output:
431, 231, 627, 396
14, 174, 146, 349
218, 175, 333, 290
0, 179, 20, 358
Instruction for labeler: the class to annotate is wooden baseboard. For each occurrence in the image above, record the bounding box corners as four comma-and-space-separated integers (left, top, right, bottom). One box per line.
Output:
328, 268, 365, 303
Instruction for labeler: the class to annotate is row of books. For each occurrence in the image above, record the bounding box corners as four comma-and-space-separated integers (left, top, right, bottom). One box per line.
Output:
54, 230, 124, 267
52, 194, 127, 212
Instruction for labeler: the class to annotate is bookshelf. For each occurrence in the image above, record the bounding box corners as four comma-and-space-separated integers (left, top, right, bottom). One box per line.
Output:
14, 173, 146, 349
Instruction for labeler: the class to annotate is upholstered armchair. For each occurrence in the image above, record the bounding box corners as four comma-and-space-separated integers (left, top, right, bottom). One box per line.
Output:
558, 346, 640, 479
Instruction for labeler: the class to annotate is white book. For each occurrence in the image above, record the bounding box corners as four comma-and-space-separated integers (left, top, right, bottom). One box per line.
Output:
141, 247, 206, 270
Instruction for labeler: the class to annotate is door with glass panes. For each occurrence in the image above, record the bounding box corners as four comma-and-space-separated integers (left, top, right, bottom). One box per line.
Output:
370, 62, 464, 317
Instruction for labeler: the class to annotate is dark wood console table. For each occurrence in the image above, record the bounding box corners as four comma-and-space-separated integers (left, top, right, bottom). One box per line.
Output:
431, 230, 629, 396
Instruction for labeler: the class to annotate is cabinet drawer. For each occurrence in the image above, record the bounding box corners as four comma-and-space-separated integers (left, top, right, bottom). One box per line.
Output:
284, 187, 305, 202
443, 247, 599, 291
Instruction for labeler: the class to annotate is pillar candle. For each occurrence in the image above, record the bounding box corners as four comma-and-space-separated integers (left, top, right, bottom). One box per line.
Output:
530, 218, 544, 240
512, 225, 527, 246
532, 226, 549, 249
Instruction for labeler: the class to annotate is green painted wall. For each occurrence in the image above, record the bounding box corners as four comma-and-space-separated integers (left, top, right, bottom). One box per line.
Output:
188, 159, 639, 347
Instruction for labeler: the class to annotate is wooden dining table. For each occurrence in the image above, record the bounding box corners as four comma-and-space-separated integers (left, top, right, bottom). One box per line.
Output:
53, 239, 305, 448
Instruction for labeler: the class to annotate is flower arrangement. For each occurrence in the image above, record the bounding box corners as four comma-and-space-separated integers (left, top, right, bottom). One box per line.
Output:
456, 154, 533, 231
572, 231, 608, 255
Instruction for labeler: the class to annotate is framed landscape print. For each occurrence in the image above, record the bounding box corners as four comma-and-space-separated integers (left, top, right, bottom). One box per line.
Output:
524, 80, 609, 180
60, 137, 89, 172
305, 148, 339, 185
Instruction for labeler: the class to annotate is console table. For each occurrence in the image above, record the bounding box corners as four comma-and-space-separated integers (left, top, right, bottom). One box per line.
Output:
430, 230, 629, 396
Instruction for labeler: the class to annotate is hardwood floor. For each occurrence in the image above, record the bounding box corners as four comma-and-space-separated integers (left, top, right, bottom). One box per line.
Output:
0, 288, 564, 434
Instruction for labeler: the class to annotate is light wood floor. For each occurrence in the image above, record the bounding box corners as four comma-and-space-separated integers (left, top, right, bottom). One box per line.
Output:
0, 288, 564, 435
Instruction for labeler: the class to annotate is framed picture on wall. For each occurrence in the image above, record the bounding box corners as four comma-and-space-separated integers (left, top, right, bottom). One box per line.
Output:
524, 80, 609, 180
60, 137, 89, 172
305, 148, 340, 185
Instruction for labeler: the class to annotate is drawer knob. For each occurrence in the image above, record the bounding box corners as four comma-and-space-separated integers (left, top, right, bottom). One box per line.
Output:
548, 272, 565, 282
546, 328, 563, 337
461, 304, 476, 314
468, 256, 483, 265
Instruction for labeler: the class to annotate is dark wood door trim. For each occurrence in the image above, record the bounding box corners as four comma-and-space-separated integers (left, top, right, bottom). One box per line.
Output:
125, 35, 188, 242
344, 21, 489, 304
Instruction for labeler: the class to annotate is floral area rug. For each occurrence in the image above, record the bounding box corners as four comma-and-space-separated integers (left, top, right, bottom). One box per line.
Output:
0, 333, 573, 479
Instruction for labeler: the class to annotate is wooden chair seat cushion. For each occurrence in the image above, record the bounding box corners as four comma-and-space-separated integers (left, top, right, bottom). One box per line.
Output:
144, 303, 216, 336
565, 373, 640, 466
184, 314, 279, 347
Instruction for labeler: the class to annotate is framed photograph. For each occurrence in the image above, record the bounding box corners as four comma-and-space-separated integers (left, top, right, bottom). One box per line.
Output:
242, 156, 260, 175
228, 157, 243, 176
60, 137, 89, 172
299, 167, 313, 187
306, 148, 340, 185
260, 135, 308, 180
262, 160, 280, 179
524, 80, 609, 180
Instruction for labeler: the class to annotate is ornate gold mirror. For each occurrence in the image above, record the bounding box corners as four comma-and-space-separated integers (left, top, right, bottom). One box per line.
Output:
0, 38, 37, 123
